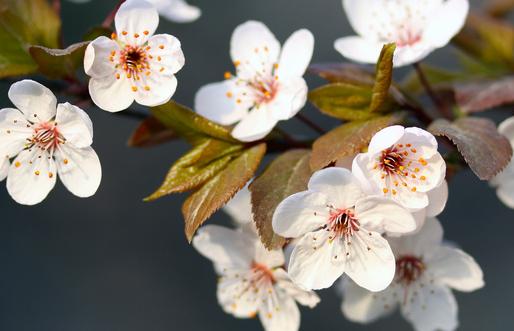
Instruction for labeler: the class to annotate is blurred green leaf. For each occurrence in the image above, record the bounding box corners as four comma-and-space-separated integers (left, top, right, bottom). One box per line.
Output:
151, 101, 238, 145
310, 113, 404, 171
183, 143, 266, 242
249, 149, 312, 249
29, 41, 89, 79
146, 139, 243, 201
308, 62, 375, 85
0, 0, 61, 77
370, 43, 396, 112
83, 26, 113, 41
429, 117, 513, 180
401, 64, 468, 94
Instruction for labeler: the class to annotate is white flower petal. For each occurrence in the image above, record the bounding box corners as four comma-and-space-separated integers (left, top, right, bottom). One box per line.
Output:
254, 241, 285, 269
55, 145, 101, 198
345, 230, 395, 292
268, 77, 308, 121
340, 278, 398, 323
134, 74, 178, 107
496, 180, 514, 209
55, 103, 93, 148
355, 196, 416, 235
389, 218, 444, 257
230, 21, 280, 77
498, 116, 514, 142
428, 246, 484, 292
334, 36, 383, 65
7, 149, 57, 205
424, 0, 469, 48
0, 108, 32, 160
425, 180, 448, 217
401, 282, 458, 331
308, 167, 365, 208
195, 80, 247, 125
149, 0, 201, 23
277, 29, 314, 80
272, 191, 329, 239
273, 269, 320, 308
259, 289, 300, 331
231, 106, 277, 142
342, 0, 382, 38
287, 230, 346, 290
115, 0, 159, 45
217, 274, 260, 318
84, 36, 118, 79
392, 43, 434, 67
89, 76, 134, 112
0, 159, 9, 181
8, 80, 57, 122
368, 125, 405, 153
192, 225, 255, 269
223, 184, 253, 224
147, 34, 185, 75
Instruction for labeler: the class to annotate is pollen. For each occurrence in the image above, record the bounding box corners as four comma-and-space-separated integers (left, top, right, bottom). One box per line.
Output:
134, 33, 140, 38
48, 172, 54, 178
63, 159, 69, 165
111, 32, 117, 40
420, 176, 426, 181
144, 86, 150, 91
411, 187, 417, 192
34, 170, 40, 176
159, 45, 165, 50
224, 71, 232, 79
226, 92, 233, 98
143, 30, 149, 35
234, 60, 241, 67
122, 31, 128, 36
383, 188, 389, 194
15, 161, 21, 168
132, 86, 138, 92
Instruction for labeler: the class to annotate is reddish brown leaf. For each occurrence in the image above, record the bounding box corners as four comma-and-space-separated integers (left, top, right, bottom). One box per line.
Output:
454, 77, 514, 113
249, 150, 313, 249
182, 143, 266, 242
128, 116, 177, 147
429, 117, 513, 180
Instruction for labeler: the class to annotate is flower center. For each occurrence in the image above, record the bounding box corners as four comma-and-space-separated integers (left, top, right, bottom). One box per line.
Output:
251, 262, 275, 284
30, 122, 65, 153
118, 45, 150, 80
325, 207, 360, 240
375, 143, 428, 195
396, 255, 425, 285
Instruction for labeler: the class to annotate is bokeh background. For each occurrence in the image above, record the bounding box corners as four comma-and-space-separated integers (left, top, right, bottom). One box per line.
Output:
0, 0, 513, 330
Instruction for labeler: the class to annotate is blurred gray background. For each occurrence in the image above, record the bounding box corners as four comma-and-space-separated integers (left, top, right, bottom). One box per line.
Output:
0, 0, 513, 330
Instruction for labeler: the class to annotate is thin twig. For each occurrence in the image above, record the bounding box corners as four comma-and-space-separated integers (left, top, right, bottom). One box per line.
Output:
52, 0, 61, 16
102, 0, 126, 28
413, 63, 452, 120
296, 113, 326, 135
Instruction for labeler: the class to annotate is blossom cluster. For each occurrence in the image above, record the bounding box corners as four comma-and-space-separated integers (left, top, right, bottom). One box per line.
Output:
2, 0, 514, 330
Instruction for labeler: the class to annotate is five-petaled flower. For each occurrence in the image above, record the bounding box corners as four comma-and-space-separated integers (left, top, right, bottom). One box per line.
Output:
195, 20, 314, 142
334, 0, 469, 67
193, 225, 320, 331
272, 167, 416, 291
352, 126, 446, 211
340, 218, 484, 331
84, 0, 185, 112
147, 0, 201, 23
0, 80, 102, 205
490, 116, 514, 209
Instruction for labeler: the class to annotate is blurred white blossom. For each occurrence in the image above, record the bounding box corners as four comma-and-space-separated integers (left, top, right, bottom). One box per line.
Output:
340, 218, 484, 331
352, 126, 446, 210
335, 0, 469, 67
84, 0, 185, 112
193, 225, 319, 331
195, 21, 314, 142
272, 167, 416, 291
490, 117, 514, 209
0, 80, 101, 205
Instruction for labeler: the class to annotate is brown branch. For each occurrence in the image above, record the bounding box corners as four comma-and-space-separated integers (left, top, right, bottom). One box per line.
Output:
413, 63, 453, 120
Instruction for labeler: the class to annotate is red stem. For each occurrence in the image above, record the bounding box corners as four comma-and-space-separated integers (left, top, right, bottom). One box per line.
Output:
102, 0, 126, 28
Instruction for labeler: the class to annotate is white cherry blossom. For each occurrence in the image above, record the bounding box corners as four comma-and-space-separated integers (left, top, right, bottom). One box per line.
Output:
84, 0, 185, 112
223, 184, 253, 225
340, 218, 484, 331
490, 116, 514, 209
0, 80, 102, 205
272, 167, 416, 291
352, 126, 446, 211
192, 225, 319, 331
195, 21, 314, 142
334, 0, 470, 67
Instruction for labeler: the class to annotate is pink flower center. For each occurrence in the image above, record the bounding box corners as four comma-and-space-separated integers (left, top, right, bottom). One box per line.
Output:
119, 45, 150, 80
30, 122, 65, 152
251, 262, 276, 284
396, 255, 425, 285
395, 30, 422, 48
325, 207, 360, 240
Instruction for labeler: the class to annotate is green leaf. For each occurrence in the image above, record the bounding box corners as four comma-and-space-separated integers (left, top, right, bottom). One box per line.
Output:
151, 101, 238, 145
429, 117, 513, 180
0, 0, 61, 78
146, 139, 243, 201
128, 116, 177, 148
308, 83, 375, 120
29, 42, 89, 79
249, 149, 312, 249
182, 143, 266, 242
308, 63, 375, 85
401, 64, 468, 94
370, 43, 396, 112
310, 113, 405, 171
